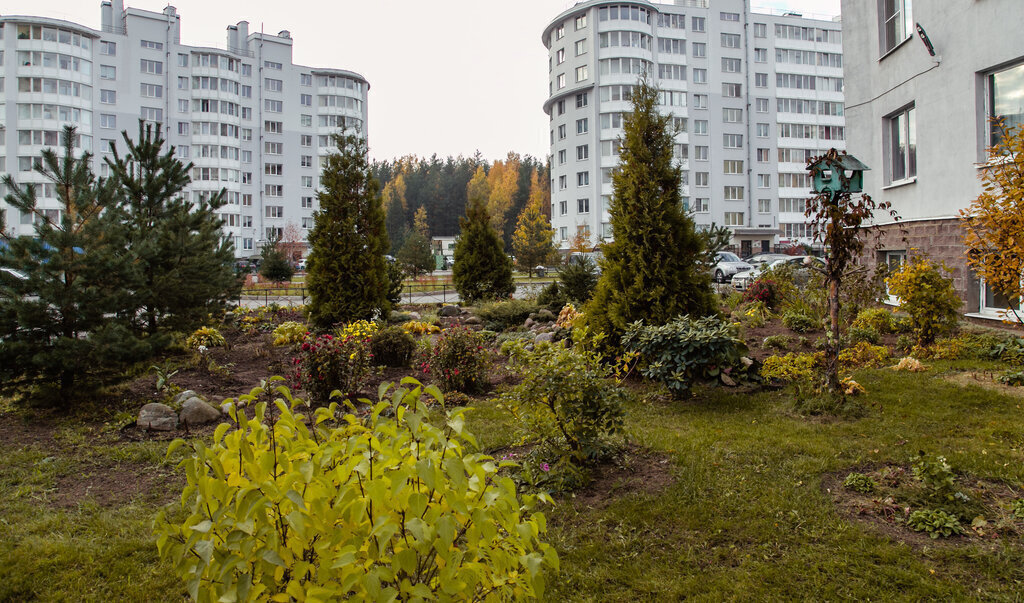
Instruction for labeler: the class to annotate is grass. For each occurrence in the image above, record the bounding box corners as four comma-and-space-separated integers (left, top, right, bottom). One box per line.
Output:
1, 359, 1023, 599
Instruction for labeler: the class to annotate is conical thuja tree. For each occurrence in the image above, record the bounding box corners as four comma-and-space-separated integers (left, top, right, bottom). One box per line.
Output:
585, 74, 715, 348
106, 121, 238, 344
0, 126, 142, 405
453, 186, 515, 304
307, 131, 390, 329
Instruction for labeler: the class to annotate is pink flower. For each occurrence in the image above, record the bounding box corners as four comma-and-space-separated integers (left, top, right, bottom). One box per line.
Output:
540, 463, 550, 472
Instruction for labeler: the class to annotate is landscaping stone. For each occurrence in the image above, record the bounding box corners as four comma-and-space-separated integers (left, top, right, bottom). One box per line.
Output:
438, 305, 461, 317
137, 403, 178, 431
407, 311, 422, 320
524, 318, 535, 329
463, 316, 482, 325
536, 309, 556, 322
720, 373, 737, 387
172, 390, 198, 406
535, 332, 555, 344
180, 398, 222, 426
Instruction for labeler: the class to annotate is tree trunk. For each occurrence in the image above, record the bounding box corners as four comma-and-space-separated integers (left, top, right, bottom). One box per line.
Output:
825, 275, 842, 394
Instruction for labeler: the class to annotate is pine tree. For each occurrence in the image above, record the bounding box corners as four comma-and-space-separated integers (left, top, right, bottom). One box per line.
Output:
453, 192, 515, 304
396, 230, 434, 278
106, 121, 238, 342
512, 172, 556, 278
0, 126, 143, 405
585, 75, 715, 347
307, 132, 390, 329
259, 239, 295, 283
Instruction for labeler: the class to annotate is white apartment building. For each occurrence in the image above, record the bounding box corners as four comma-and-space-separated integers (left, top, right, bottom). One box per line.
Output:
0, 1, 369, 258
543, 0, 845, 256
842, 0, 1024, 319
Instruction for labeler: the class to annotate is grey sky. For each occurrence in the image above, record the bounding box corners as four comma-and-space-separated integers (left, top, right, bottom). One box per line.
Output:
19, 0, 841, 162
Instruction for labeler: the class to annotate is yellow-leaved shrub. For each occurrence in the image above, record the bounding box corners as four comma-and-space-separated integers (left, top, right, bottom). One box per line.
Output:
155, 378, 558, 601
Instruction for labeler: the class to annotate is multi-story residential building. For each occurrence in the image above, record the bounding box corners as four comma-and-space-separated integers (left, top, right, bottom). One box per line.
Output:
0, 1, 369, 258
842, 0, 1024, 319
543, 0, 845, 256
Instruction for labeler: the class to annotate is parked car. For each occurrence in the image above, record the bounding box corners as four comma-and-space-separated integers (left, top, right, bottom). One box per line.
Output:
731, 255, 823, 291
711, 252, 752, 284
296, 258, 307, 271
741, 253, 791, 272
568, 250, 604, 274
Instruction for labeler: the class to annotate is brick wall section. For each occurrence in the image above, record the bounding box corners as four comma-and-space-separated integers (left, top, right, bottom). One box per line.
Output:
861, 217, 979, 313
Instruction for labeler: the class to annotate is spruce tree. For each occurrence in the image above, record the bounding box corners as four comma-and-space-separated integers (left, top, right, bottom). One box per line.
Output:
106, 121, 238, 343
259, 239, 295, 283
396, 230, 434, 278
511, 171, 556, 278
585, 75, 715, 347
307, 132, 390, 328
0, 126, 143, 405
452, 194, 515, 304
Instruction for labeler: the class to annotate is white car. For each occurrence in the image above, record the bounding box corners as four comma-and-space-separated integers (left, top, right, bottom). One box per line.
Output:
732, 256, 822, 291
711, 252, 752, 284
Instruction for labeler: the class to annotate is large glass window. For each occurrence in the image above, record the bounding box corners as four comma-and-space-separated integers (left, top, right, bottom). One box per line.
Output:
990, 62, 1024, 147
879, 0, 913, 55
887, 104, 917, 183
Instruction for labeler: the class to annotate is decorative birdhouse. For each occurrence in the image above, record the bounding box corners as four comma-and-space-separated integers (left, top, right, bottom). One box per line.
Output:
808, 150, 869, 194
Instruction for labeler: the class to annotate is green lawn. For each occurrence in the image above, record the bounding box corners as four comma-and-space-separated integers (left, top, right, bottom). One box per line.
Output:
2, 360, 1023, 600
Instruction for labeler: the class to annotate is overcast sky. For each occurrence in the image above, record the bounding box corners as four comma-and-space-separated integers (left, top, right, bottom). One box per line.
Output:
20, 0, 841, 162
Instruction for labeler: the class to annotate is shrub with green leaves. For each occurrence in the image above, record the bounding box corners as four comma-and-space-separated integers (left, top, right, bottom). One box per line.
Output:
271, 321, 306, 346
852, 308, 895, 334
369, 325, 416, 368
475, 299, 539, 332
886, 258, 961, 345
846, 325, 881, 345
998, 369, 1024, 386
536, 281, 568, 313
155, 379, 558, 601
839, 342, 890, 369
906, 509, 965, 539
428, 326, 489, 393
760, 352, 821, 384
186, 326, 226, 350
559, 256, 599, 303
623, 316, 750, 398
762, 335, 792, 351
1013, 498, 1024, 519
292, 332, 372, 403
912, 451, 958, 503
501, 339, 627, 466
843, 472, 877, 494
782, 311, 816, 333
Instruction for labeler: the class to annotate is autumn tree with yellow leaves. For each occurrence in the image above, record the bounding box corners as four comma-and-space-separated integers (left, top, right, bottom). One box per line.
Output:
512, 171, 556, 277
961, 121, 1024, 320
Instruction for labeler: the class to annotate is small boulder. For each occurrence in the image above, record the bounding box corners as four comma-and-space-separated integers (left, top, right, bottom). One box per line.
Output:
524, 318, 535, 329
438, 305, 461, 317
407, 311, 422, 321
180, 397, 222, 426
536, 309, 556, 322
740, 356, 754, 368
172, 390, 198, 406
720, 373, 737, 387
138, 402, 178, 431
463, 316, 482, 325
535, 332, 555, 344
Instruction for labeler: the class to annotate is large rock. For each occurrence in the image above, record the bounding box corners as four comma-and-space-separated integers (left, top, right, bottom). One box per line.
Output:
138, 403, 178, 431
438, 305, 461, 317
172, 390, 197, 406
180, 397, 222, 426
535, 332, 555, 344
524, 318, 535, 329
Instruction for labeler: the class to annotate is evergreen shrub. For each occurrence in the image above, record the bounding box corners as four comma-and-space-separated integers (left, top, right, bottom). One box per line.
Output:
475, 299, 539, 331
370, 325, 416, 368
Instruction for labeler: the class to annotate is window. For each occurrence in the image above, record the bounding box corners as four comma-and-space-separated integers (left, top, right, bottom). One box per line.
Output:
265, 141, 283, 155
557, 73, 566, 89
886, 104, 917, 183
696, 198, 709, 213
779, 198, 807, 213
723, 83, 742, 97
756, 123, 770, 138
559, 201, 567, 215
559, 175, 567, 190
301, 155, 313, 168
990, 62, 1024, 147
265, 186, 283, 199
722, 58, 742, 73
140, 83, 162, 98
577, 171, 589, 186
577, 198, 590, 213
177, 53, 188, 67
693, 42, 706, 58
755, 73, 768, 88
301, 114, 312, 127
265, 99, 283, 113
265, 78, 283, 92
695, 146, 709, 161
140, 59, 162, 74
693, 69, 707, 84
754, 48, 767, 63
723, 133, 743, 148
302, 176, 313, 188
576, 92, 588, 108
758, 199, 771, 213
724, 160, 744, 174
242, 85, 252, 98
721, 12, 740, 21
692, 17, 705, 32
723, 108, 742, 123
100, 65, 115, 79
724, 211, 744, 226
140, 107, 163, 122
558, 149, 567, 164
100, 41, 116, 56
555, 24, 565, 40
880, 0, 913, 55
756, 148, 770, 162
556, 48, 565, 64
140, 39, 163, 50
301, 196, 314, 209
264, 60, 282, 70
100, 114, 115, 129
721, 33, 741, 48
558, 124, 566, 140
178, 76, 188, 90
577, 144, 589, 160
300, 73, 312, 87
575, 14, 587, 30
693, 94, 708, 109
576, 118, 588, 134
756, 98, 769, 113
178, 99, 189, 113
576, 65, 588, 82
265, 205, 284, 217
100, 89, 116, 104
693, 120, 708, 135
177, 121, 189, 136
758, 174, 771, 188
301, 134, 312, 147
575, 39, 587, 56
695, 172, 709, 187
754, 23, 767, 38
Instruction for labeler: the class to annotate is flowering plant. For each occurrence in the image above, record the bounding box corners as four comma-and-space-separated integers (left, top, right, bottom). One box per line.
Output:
427, 326, 489, 393
742, 277, 780, 307
292, 329, 372, 403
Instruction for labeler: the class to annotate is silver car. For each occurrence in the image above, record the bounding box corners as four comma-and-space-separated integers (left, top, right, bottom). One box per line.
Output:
712, 252, 752, 284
